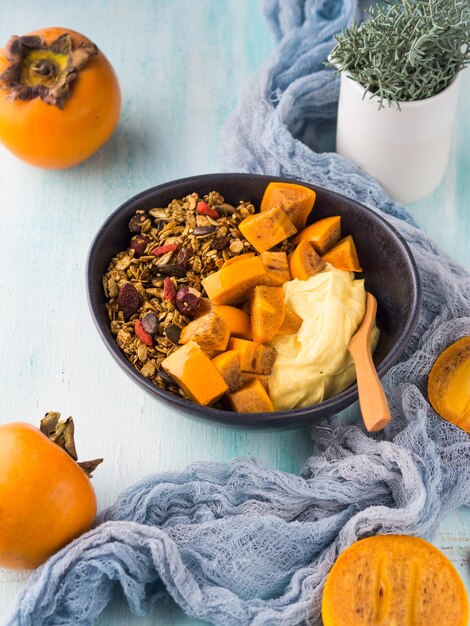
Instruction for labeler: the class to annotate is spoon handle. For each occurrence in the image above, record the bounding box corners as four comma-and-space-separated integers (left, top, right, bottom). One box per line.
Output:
349, 293, 391, 432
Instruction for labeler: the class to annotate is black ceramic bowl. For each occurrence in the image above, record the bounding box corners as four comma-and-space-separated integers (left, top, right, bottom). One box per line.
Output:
87, 173, 420, 428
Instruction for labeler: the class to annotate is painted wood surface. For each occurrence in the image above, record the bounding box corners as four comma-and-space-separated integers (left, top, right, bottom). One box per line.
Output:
0, 2, 468, 625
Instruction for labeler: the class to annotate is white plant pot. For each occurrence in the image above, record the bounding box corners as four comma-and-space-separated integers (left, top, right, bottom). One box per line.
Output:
335, 71, 462, 204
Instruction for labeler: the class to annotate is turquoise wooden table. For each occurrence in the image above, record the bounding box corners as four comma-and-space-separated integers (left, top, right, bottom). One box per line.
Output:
0, 1, 469, 625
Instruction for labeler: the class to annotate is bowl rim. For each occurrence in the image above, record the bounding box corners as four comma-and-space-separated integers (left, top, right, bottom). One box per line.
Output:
86, 172, 422, 428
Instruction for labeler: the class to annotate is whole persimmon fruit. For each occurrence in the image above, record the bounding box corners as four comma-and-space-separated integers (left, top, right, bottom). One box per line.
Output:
0, 413, 102, 569
0, 27, 120, 168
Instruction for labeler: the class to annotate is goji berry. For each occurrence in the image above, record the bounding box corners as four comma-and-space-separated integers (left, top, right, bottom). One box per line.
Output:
163, 277, 177, 302
196, 201, 219, 219
150, 243, 179, 256
135, 319, 153, 346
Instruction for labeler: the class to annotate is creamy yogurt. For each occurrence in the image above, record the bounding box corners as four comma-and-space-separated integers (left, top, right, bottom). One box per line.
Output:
269, 264, 379, 411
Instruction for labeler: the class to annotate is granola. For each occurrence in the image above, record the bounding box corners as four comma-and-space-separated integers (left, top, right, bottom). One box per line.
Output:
103, 191, 258, 397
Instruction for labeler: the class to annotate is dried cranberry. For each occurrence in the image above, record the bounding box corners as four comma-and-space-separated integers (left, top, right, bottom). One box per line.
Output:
135, 319, 153, 346
177, 247, 191, 268
117, 283, 141, 319
141, 312, 158, 334
129, 214, 148, 234
129, 235, 150, 258
163, 277, 177, 302
175, 285, 201, 317
212, 236, 230, 250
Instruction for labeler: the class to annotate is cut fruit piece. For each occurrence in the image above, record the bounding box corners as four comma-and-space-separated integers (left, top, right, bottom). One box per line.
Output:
214, 305, 252, 340
193, 297, 213, 319
162, 341, 228, 406
428, 336, 470, 433
289, 240, 325, 280
179, 312, 230, 352
228, 337, 277, 375
225, 379, 274, 413
238, 206, 297, 253
293, 216, 341, 254
260, 182, 316, 230
260, 251, 291, 286
201, 255, 270, 305
321, 235, 362, 272
251, 285, 285, 343
276, 307, 302, 335
322, 535, 469, 626
240, 372, 269, 392
212, 350, 242, 393
222, 252, 256, 268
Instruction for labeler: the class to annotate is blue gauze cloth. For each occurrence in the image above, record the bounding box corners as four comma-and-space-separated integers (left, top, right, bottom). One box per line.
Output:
8, 1, 470, 625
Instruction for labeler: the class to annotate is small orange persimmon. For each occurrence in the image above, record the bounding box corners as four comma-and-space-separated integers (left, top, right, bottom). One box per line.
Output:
0, 27, 120, 168
0, 413, 102, 569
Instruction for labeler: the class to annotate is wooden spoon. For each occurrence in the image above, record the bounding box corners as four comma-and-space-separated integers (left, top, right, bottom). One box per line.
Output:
348, 292, 391, 432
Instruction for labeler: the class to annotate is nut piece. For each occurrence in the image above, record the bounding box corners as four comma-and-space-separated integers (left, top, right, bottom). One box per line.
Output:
117, 283, 141, 320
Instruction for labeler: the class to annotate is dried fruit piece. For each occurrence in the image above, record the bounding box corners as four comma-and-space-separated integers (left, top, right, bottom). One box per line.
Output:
228, 337, 277, 375
201, 255, 270, 305
260, 182, 316, 230
321, 235, 362, 272
162, 341, 228, 406
150, 242, 179, 256
322, 535, 469, 626
129, 235, 150, 258
196, 201, 219, 219
141, 312, 158, 335
212, 350, 242, 392
293, 216, 341, 254
163, 277, 177, 302
180, 311, 230, 352
129, 213, 149, 234
177, 247, 191, 268
251, 285, 285, 343
239, 206, 297, 253
175, 286, 202, 317
212, 236, 230, 250
260, 251, 291, 286
135, 319, 153, 347
193, 226, 216, 237
117, 282, 141, 319
225, 379, 274, 413
289, 240, 325, 280
428, 337, 470, 432
153, 264, 187, 278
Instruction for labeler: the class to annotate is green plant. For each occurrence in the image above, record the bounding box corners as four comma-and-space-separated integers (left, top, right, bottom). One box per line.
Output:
329, 0, 470, 108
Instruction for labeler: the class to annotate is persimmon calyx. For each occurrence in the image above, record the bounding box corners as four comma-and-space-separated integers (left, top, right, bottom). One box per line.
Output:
0, 33, 98, 109
40, 412, 103, 477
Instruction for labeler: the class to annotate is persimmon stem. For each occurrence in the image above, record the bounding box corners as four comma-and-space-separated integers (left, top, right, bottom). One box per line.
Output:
40, 412, 103, 478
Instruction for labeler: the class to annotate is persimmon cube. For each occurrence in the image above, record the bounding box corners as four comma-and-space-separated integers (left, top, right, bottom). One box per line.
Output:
321, 235, 362, 272
225, 379, 274, 413
288, 240, 325, 280
260, 182, 316, 230
238, 207, 297, 253
293, 216, 341, 255
162, 341, 228, 405
201, 256, 270, 305
250, 286, 285, 343
260, 251, 291, 286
